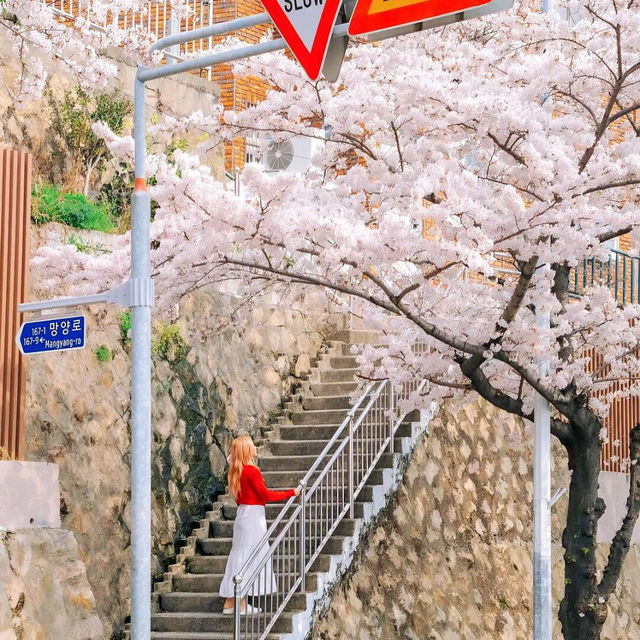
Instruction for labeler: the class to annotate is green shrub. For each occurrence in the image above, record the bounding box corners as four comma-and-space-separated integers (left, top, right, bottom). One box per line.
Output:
117, 310, 132, 347
152, 323, 188, 361
95, 344, 112, 363
31, 183, 113, 231
49, 85, 131, 196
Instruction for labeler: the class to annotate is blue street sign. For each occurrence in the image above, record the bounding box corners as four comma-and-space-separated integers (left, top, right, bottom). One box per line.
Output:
16, 315, 86, 355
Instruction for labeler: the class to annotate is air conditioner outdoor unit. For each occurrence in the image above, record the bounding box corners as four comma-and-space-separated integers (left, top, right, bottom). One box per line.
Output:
263, 131, 326, 173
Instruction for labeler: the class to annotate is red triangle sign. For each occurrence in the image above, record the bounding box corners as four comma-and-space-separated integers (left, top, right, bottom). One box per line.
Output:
260, 0, 344, 81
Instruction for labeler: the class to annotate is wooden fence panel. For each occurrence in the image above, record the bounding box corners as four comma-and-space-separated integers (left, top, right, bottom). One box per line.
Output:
0, 149, 32, 460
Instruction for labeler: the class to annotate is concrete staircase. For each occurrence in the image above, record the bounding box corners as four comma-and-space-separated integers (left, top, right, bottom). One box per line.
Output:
133, 329, 429, 640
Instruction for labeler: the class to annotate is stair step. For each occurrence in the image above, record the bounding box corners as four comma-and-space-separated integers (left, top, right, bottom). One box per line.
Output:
290, 408, 362, 425
210, 517, 357, 540
327, 356, 359, 369
261, 467, 385, 488
151, 611, 297, 633
278, 421, 412, 441
332, 329, 384, 344
309, 381, 359, 396
267, 437, 404, 457
222, 500, 367, 521
172, 571, 321, 595
319, 368, 358, 383
302, 395, 362, 410
186, 552, 331, 575
160, 591, 308, 613
197, 535, 350, 558
259, 451, 393, 472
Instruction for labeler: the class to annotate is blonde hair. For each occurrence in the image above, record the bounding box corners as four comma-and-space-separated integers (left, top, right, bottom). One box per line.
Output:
228, 435, 257, 501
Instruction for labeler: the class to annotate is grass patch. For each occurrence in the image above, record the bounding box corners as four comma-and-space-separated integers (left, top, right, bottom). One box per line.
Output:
32, 183, 113, 231
95, 344, 112, 363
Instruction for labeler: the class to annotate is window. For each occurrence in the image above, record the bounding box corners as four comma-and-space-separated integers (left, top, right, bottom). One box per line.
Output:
244, 101, 261, 164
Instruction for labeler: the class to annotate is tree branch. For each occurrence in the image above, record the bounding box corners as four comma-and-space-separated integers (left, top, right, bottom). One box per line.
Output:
583, 181, 640, 196
458, 356, 531, 417
598, 424, 640, 598
607, 101, 640, 127
487, 131, 527, 166
597, 226, 632, 243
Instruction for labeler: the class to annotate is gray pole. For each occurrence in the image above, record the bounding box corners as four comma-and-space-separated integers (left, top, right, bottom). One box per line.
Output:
533, 264, 552, 640
534, 4, 552, 636
130, 75, 153, 640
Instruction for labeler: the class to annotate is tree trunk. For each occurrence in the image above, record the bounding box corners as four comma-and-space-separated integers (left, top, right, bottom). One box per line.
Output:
558, 422, 607, 640
83, 159, 95, 197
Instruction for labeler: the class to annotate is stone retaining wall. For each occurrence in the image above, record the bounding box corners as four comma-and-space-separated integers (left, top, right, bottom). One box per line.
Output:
310, 399, 640, 640
0, 528, 103, 640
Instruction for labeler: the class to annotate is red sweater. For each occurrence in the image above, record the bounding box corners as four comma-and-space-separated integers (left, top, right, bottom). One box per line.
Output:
237, 465, 296, 506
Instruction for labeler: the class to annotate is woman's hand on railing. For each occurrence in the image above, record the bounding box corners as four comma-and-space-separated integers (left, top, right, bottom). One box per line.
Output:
294, 487, 301, 497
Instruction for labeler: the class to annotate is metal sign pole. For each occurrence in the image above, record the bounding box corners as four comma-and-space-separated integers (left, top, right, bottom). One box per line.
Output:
533, 265, 552, 640
129, 76, 153, 640
534, 0, 552, 632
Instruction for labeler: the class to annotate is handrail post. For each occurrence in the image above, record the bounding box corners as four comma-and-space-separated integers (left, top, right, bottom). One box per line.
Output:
348, 415, 354, 518
299, 480, 307, 591
387, 380, 394, 454
233, 576, 242, 640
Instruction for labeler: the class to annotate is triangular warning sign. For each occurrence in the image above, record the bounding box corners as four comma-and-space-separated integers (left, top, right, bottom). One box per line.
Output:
260, 0, 344, 81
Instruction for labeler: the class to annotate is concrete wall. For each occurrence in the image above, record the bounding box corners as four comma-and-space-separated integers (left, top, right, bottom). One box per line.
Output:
0, 461, 60, 530
598, 471, 640, 544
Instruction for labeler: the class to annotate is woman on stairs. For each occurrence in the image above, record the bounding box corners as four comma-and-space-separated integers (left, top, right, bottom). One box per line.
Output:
219, 434, 300, 615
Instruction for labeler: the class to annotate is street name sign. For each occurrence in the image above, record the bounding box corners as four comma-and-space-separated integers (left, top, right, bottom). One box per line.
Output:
16, 315, 86, 355
349, 0, 491, 36
260, 0, 344, 80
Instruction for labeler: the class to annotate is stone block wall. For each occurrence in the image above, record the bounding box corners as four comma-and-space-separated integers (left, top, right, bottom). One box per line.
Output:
310, 399, 640, 640
0, 529, 103, 640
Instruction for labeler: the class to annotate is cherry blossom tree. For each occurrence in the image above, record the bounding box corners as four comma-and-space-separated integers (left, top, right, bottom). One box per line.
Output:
29, 0, 640, 638
0, 0, 160, 106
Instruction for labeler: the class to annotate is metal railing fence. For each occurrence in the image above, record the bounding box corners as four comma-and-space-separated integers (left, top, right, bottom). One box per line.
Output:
570, 249, 640, 306
40, 1, 215, 78
231, 357, 427, 640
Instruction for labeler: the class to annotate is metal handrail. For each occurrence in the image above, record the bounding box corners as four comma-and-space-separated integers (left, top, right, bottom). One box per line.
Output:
231, 367, 427, 640
231, 382, 375, 582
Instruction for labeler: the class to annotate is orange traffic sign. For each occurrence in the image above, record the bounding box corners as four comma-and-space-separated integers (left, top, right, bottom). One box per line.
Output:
348, 0, 492, 36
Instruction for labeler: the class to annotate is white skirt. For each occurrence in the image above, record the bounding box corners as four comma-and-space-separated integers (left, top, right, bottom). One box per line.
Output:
219, 505, 278, 598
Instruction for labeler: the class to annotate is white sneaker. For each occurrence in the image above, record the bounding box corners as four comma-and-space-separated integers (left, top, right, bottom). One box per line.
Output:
222, 604, 262, 615
243, 604, 262, 615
